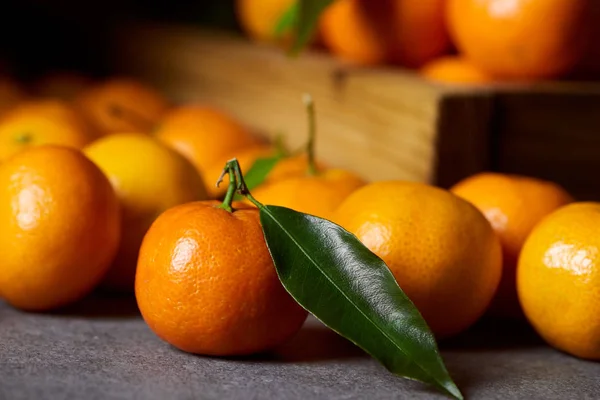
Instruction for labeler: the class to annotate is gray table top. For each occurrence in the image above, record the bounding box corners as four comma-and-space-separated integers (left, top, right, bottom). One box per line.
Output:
1, 294, 599, 400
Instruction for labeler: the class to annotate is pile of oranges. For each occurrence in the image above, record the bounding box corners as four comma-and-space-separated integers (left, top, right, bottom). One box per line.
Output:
0, 73, 598, 363
236, 0, 600, 84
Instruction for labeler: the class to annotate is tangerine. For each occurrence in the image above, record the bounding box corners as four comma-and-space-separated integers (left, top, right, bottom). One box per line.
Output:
135, 200, 308, 355
518, 202, 600, 360
333, 181, 502, 338
0, 145, 120, 311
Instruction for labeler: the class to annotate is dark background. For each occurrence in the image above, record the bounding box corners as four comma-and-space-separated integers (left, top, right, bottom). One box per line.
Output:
0, 0, 239, 79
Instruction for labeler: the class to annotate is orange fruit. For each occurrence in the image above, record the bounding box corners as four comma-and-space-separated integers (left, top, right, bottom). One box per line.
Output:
135, 201, 308, 355
84, 133, 208, 292
0, 77, 26, 117
0, 145, 120, 311
266, 153, 326, 183
75, 77, 170, 135
319, 0, 450, 67
252, 168, 366, 220
154, 105, 259, 175
518, 202, 600, 360
420, 56, 494, 85
451, 173, 574, 318
447, 0, 598, 80
332, 181, 502, 338
236, 0, 296, 43
0, 99, 98, 163
203, 145, 276, 199
33, 72, 92, 100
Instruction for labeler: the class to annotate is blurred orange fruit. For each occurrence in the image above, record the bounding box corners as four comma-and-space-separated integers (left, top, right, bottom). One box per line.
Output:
319, 0, 450, 67
136, 201, 308, 355
0, 99, 98, 163
84, 133, 208, 292
266, 153, 326, 183
251, 168, 365, 220
447, 0, 598, 79
33, 72, 92, 100
75, 78, 170, 135
333, 181, 502, 338
420, 56, 494, 85
154, 105, 259, 175
518, 202, 600, 360
451, 173, 574, 318
236, 0, 296, 43
0, 77, 27, 117
204, 145, 276, 199
0, 145, 120, 311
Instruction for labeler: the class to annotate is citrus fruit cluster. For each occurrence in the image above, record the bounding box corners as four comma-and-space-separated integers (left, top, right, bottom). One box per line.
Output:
0, 73, 598, 366
236, 0, 600, 84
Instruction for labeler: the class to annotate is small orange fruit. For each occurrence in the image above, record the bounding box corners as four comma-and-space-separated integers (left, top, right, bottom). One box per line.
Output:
266, 153, 327, 183
154, 105, 259, 175
84, 133, 208, 292
420, 56, 494, 85
332, 181, 502, 338
204, 145, 276, 198
32, 71, 92, 100
0, 77, 27, 117
447, 0, 598, 79
136, 201, 308, 355
451, 173, 573, 318
236, 0, 296, 43
319, 0, 450, 67
518, 202, 600, 360
251, 168, 365, 220
75, 77, 170, 135
0, 99, 98, 163
0, 145, 120, 311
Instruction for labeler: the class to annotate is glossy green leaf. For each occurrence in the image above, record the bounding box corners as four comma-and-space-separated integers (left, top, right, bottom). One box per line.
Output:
259, 205, 463, 400
276, 0, 334, 55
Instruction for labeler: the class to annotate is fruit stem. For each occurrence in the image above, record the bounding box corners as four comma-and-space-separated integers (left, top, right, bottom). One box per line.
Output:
216, 158, 265, 212
15, 132, 32, 144
302, 93, 318, 176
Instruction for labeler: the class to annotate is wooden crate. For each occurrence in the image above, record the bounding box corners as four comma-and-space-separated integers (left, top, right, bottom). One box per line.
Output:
108, 24, 600, 200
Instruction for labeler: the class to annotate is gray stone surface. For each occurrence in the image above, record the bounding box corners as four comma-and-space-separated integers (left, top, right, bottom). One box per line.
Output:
1, 295, 599, 400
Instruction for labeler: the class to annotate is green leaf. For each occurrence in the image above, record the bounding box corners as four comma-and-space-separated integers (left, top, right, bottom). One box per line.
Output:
259, 205, 463, 400
273, 1, 299, 38
276, 0, 334, 55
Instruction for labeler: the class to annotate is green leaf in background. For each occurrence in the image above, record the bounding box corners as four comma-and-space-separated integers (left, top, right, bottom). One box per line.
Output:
258, 205, 463, 400
276, 0, 334, 55
274, 1, 299, 38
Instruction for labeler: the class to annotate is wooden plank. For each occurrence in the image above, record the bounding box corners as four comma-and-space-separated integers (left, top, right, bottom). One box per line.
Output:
494, 90, 600, 201
108, 24, 489, 185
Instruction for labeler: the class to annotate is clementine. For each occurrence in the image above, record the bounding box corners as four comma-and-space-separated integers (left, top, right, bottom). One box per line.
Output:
154, 105, 259, 175
251, 168, 365, 220
447, 0, 598, 79
84, 133, 208, 292
518, 202, 600, 360
420, 56, 494, 85
0, 145, 120, 311
0, 99, 98, 163
319, 0, 450, 67
332, 181, 502, 338
75, 77, 170, 135
135, 201, 308, 355
451, 173, 573, 318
